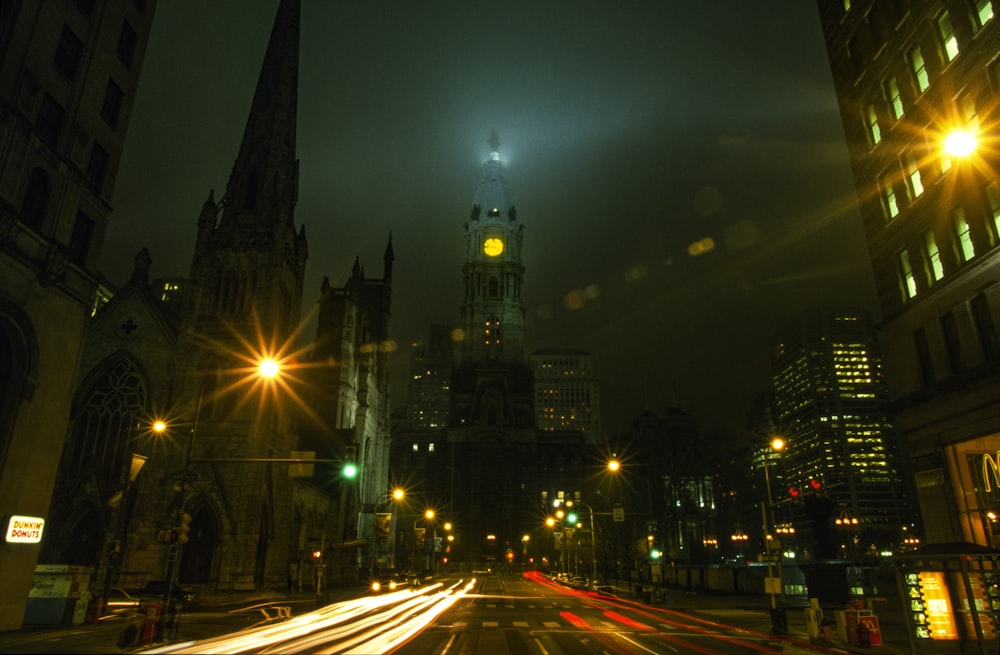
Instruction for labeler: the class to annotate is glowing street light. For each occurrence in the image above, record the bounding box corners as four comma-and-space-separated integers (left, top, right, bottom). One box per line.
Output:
257, 357, 281, 379
943, 129, 977, 158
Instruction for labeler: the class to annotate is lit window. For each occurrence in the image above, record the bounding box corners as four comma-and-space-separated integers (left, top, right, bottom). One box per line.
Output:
976, 0, 995, 28
428, 442, 435, 452
885, 77, 904, 120
954, 208, 975, 262
880, 175, 900, 221
938, 11, 959, 62
864, 104, 881, 145
924, 230, 943, 281
898, 249, 917, 299
959, 93, 980, 133
909, 47, 930, 93
903, 153, 923, 200
412, 443, 418, 452
986, 182, 1000, 241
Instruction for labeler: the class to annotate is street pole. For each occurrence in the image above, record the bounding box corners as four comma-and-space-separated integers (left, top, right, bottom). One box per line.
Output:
162, 387, 202, 612
762, 452, 786, 634
101, 449, 147, 615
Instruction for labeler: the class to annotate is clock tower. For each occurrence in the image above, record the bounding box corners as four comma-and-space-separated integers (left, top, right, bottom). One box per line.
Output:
461, 130, 526, 364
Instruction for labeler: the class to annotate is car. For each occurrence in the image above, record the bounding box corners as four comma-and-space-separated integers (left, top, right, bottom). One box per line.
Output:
139, 581, 199, 605
370, 572, 410, 593
103, 587, 140, 614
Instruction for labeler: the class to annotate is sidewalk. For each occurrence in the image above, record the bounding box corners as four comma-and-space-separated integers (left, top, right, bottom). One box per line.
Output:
606, 582, 911, 654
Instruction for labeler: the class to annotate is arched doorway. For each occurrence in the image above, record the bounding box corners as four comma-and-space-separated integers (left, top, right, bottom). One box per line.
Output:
40, 503, 103, 566
178, 506, 217, 584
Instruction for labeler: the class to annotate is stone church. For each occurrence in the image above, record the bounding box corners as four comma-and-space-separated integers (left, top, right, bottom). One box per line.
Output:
37, 0, 393, 598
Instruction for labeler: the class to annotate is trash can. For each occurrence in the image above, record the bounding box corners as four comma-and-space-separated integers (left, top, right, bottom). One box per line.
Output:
139, 602, 162, 645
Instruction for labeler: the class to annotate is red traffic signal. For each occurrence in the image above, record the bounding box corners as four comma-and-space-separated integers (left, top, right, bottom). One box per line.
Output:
809, 479, 822, 490
788, 486, 801, 498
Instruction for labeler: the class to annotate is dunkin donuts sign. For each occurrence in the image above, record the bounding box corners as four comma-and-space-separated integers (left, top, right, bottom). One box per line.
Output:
5, 515, 45, 544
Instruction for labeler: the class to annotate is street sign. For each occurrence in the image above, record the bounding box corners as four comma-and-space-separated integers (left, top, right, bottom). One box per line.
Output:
613, 507, 624, 522
170, 470, 198, 482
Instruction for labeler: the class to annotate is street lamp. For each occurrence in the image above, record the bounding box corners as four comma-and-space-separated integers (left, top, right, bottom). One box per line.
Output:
100, 418, 157, 616
731, 528, 749, 559
566, 500, 598, 585
761, 436, 786, 634
412, 509, 435, 573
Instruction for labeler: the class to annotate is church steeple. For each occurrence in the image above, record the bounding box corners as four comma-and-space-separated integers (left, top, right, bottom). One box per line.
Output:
220, 0, 300, 229
186, 0, 306, 338
461, 131, 526, 363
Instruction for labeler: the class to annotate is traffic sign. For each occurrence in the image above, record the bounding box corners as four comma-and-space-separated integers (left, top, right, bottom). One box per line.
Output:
170, 470, 198, 482
613, 507, 624, 522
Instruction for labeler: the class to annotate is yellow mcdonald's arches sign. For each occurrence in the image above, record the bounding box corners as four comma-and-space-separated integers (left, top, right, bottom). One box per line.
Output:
982, 452, 1000, 492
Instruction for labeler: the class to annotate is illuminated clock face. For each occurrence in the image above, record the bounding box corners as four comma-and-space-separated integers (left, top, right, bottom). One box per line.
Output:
483, 237, 504, 257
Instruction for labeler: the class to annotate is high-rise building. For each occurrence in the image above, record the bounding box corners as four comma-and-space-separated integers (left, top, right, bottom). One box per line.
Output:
771, 309, 908, 556
406, 325, 454, 429
531, 349, 601, 444
816, 0, 1000, 548
0, 0, 157, 630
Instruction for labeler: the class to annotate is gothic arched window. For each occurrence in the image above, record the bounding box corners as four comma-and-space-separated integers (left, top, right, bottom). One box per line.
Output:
66, 358, 147, 483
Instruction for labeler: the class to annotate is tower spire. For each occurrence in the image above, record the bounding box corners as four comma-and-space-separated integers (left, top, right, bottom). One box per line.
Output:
221, 0, 300, 229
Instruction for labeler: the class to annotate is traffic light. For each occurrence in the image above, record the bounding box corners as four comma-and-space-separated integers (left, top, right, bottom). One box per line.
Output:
788, 486, 801, 499
311, 549, 322, 560
177, 512, 192, 545
650, 549, 661, 559
342, 444, 358, 479
809, 478, 824, 495
566, 512, 578, 524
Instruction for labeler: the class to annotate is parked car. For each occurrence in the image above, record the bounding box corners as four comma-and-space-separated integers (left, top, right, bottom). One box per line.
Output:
104, 587, 141, 614
140, 581, 199, 605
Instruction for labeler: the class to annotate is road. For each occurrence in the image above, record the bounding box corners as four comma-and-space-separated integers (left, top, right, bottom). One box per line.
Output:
394, 571, 827, 655
116, 571, 838, 655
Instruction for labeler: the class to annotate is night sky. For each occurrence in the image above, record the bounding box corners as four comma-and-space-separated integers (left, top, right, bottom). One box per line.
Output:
102, 1, 879, 437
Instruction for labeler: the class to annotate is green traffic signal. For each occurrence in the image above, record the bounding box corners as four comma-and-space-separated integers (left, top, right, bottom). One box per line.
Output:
342, 463, 358, 479
650, 549, 661, 559
567, 513, 578, 524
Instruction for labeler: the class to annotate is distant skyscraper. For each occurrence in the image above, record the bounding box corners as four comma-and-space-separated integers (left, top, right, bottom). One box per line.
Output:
817, 0, 1000, 548
407, 325, 454, 429
771, 309, 908, 555
531, 349, 601, 444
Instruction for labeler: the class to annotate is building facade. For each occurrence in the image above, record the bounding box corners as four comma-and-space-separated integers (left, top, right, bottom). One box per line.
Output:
816, 0, 1000, 549
391, 135, 591, 569
35, 0, 392, 614
771, 308, 910, 557
531, 349, 601, 444
0, 0, 157, 630
406, 325, 454, 430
